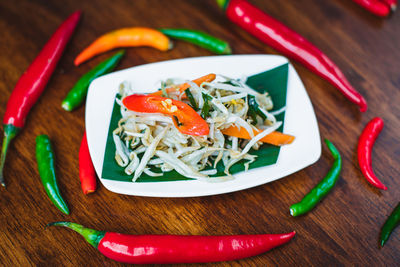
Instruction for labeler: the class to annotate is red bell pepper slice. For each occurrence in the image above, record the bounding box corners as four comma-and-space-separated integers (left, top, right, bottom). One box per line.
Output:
122, 94, 209, 136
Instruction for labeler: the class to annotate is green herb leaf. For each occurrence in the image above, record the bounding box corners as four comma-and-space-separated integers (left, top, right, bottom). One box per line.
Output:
200, 93, 213, 119
185, 88, 198, 110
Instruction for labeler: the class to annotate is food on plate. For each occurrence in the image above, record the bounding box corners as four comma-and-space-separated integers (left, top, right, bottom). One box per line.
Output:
122, 94, 210, 136
112, 73, 294, 182
150, 73, 216, 97
48, 221, 296, 264
74, 27, 172, 66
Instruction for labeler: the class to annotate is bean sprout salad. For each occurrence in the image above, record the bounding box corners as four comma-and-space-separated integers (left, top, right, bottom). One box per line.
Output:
112, 74, 294, 182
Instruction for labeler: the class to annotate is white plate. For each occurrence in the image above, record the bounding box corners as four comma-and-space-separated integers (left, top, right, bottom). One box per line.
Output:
86, 55, 321, 197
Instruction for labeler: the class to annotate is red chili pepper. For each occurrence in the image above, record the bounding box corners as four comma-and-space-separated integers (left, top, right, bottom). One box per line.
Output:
79, 132, 97, 194
357, 117, 387, 190
217, 0, 367, 112
351, 0, 391, 17
381, 0, 398, 11
0, 11, 81, 187
48, 221, 296, 264
122, 94, 209, 136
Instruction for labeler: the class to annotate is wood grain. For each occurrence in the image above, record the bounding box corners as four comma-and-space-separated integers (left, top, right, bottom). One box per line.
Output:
0, 0, 399, 266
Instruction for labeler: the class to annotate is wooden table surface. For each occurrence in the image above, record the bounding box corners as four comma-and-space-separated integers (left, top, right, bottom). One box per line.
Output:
0, 0, 399, 266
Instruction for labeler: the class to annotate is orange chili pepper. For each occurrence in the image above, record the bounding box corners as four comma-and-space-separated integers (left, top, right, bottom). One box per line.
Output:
74, 27, 172, 66
122, 94, 209, 136
221, 125, 295, 146
150, 73, 216, 97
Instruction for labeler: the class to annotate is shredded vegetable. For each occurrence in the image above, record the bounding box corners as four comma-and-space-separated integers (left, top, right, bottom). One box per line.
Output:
113, 74, 292, 182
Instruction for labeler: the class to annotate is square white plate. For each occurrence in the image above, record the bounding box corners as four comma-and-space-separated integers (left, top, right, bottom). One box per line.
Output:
86, 55, 321, 197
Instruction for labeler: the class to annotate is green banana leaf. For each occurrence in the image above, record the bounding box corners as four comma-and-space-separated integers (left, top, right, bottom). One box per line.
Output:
101, 63, 289, 182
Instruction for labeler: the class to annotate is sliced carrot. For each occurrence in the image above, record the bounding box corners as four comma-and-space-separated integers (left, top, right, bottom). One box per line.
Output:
221, 125, 295, 146
150, 73, 216, 97
74, 27, 172, 66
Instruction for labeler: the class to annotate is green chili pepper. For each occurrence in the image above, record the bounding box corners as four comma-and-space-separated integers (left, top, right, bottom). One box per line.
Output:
380, 202, 400, 247
160, 28, 232, 55
36, 135, 69, 215
200, 93, 213, 119
185, 88, 198, 110
290, 139, 342, 216
62, 50, 125, 111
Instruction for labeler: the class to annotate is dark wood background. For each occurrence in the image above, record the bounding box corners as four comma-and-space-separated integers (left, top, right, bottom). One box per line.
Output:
0, 0, 399, 266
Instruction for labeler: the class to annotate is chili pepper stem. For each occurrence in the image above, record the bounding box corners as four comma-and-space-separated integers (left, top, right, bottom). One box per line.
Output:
216, 0, 229, 9
48, 222, 105, 248
0, 124, 20, 187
